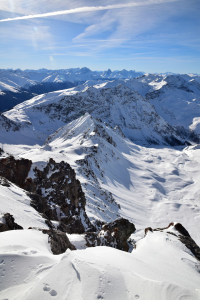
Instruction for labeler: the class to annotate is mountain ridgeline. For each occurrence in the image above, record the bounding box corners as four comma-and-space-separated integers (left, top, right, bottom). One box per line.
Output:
0, 71, 200, 145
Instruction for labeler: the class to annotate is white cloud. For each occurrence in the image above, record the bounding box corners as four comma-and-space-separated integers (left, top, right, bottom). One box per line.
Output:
0, 0, 179, 22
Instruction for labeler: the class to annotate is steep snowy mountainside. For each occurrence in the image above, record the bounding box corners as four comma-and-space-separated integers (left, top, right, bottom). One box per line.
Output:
44, 113, 126, 224
128, 74, 200, 137
3, 113, 200, 245
98, 74, 200, 138
0, 177, 48, 229
0, 70, 37, 93
1, 84, 185, 146
1, 71, 200, 138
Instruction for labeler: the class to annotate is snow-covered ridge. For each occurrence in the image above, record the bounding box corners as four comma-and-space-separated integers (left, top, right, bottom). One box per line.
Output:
1, 89, 200, 298
0, 68, 144, 92
1, 83, 188, 146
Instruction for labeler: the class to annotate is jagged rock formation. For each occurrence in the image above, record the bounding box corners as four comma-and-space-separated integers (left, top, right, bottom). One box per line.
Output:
42, 229, 76, 254
0, 155, 94, 234
85, 218, 136, 252
30, 158, 94, 233
0, 213, 23, 232
145, 222, 200, 261
0, 156, 32, 187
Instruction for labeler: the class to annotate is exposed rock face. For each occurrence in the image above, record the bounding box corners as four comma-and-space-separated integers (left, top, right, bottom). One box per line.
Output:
31, 158, 94, 233
85, 218, 136, 252
145, 222, 200, 261
0, 155, 94, 234
0, 213, 23, 232
144, 227, 153, 235
173, 223, 200, 261
0, 156, 32, 188
42, 229, 76, 254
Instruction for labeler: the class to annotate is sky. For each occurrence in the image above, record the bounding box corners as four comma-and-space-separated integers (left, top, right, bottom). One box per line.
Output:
0, 0, 199, 74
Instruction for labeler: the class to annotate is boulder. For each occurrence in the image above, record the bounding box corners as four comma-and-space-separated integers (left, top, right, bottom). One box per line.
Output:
85, 218, 136, 252
0, 213, 23, 232
42, 229, 76, 254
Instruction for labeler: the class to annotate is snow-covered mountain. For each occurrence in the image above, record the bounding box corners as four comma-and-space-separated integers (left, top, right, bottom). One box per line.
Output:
0, 68, 144, 92
0, 68, 144, 112
0, 71, 200, 299
0, 81, 192, 146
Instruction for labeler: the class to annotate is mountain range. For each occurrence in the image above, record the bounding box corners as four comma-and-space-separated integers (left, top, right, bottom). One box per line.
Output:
0, 69, 200, 300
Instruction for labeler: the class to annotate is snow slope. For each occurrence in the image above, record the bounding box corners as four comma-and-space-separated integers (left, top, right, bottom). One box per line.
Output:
0, 70, 37, 92
0, 73, 200, 299
0, 229, 199, 300
2, 113, 200, 244
0, 177, 48, 229
1, 83, 185, 145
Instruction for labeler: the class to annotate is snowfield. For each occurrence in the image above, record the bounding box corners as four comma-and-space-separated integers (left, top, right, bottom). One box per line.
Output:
0, 229, 199, 300
0, 72, 200, 299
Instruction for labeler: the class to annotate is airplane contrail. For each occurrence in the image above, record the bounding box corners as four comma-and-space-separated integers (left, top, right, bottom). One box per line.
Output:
0, 0, 179, 22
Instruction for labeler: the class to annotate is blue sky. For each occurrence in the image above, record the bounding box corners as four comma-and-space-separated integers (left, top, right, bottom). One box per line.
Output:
0, 0, 199, 73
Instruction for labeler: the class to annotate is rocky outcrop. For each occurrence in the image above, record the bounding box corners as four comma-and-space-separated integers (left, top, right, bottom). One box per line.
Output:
42, 229, 76, 254
0, 213, 23, 232
31, 158, 94, 233
0, 156, 32, 188
85, 218, 136, 252
0, 154, 94, 234
173, 223, 200, 261
145, 222, 200, 261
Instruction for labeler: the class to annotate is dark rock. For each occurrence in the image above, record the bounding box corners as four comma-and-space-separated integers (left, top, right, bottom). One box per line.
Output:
149, 222, 200, 262
85, 217, 136, 252
0, 154, 93, 233
0, 213, 23, 232
173, 223, 200, 261
0, 156, 32, 188
178, 235, 200, 261
174, 223, 191, 237
0, 155, 94, 234
28, 192, 49, 215
145, 227, 153, 235
42, 229, 76, 254
0, 223, 9, 232
57, 215, 86, 234
32, 158, 94, 233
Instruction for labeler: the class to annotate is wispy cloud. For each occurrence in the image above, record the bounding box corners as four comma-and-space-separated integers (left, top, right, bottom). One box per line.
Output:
0, 0, 179, 22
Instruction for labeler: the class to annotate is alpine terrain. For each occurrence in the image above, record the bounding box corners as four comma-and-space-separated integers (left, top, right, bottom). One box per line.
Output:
0, 70, 200, 300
